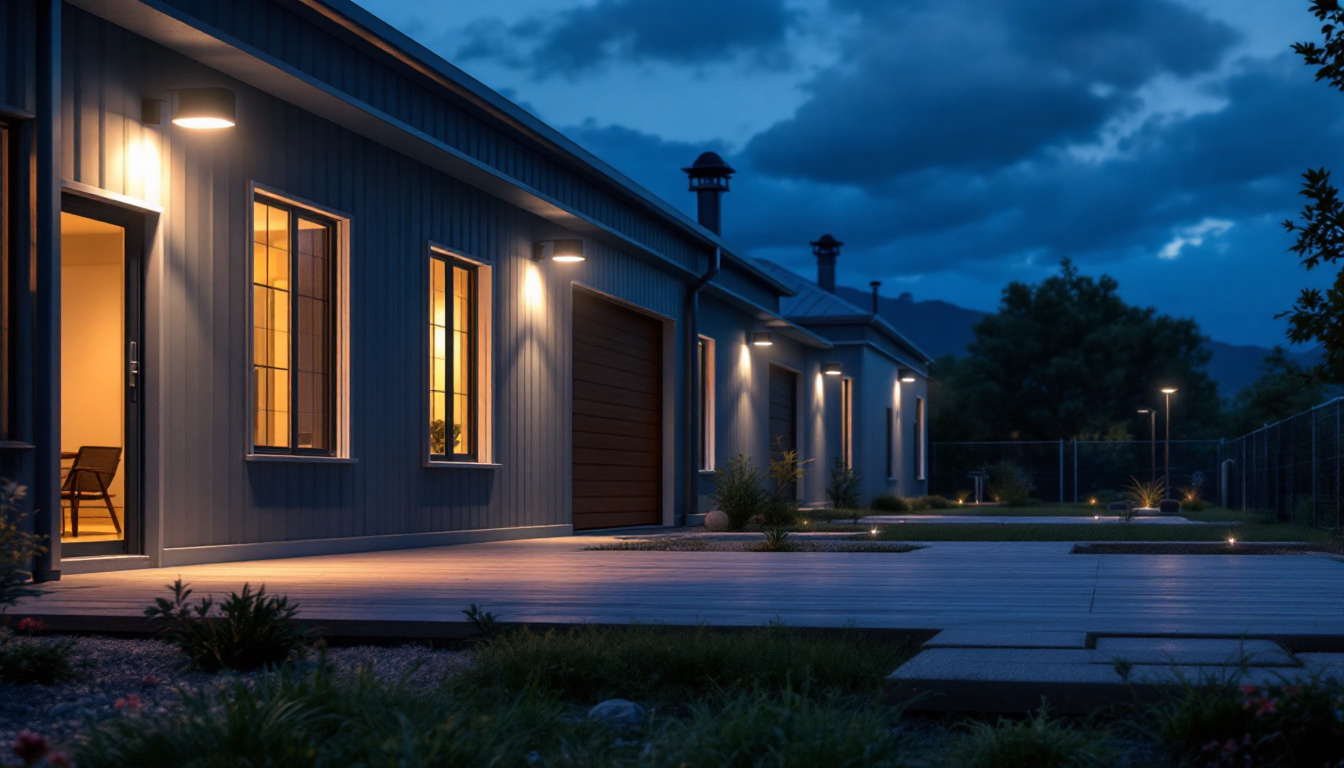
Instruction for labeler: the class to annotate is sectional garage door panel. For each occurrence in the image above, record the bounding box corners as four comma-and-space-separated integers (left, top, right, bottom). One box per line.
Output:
572, 290, 663, 530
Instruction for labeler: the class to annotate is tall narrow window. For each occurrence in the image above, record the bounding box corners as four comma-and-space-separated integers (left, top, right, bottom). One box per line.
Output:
841, 378, 853, 469
915, 396, 927, 480
252, 197, 337, 455
429, 253, 476, 460
698, 336, 715, 470
0, 123, 10, 441
885, 407, 894, 479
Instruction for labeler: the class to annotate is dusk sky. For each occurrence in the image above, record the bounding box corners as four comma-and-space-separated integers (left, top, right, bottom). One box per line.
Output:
356, 0, 1336, 349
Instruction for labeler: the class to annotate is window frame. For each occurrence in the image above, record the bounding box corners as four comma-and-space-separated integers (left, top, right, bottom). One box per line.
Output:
248, 189, 345, 458
428, 250, 479, 462
0, 121, 11, 441
697, 335, 715, 471
841, 377, 853, 470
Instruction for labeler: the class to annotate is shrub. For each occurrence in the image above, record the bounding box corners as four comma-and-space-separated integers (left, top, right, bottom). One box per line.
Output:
909, 495, 954, 511
144, 579, 312, 672
1182, 499, 1209, 512
0, 636, 78, 685
1152, 674, 1344, 768
952, 704, 1116, 768
650, 687, 904, 768
826, 458, 862, 510
768, 436, 813, 503
1124, 476, 1166, 509
986, 461, 1034, 505
712, 454, 767, 530
759, 525, 794, 552
870, 495, 909, 513
0, 480, 46, 609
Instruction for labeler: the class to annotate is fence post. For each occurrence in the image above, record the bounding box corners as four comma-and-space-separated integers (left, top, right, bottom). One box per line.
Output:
1072, 440, 1078, 504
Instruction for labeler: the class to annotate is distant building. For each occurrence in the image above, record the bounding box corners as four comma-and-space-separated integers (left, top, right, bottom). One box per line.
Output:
0, 0, 929, 577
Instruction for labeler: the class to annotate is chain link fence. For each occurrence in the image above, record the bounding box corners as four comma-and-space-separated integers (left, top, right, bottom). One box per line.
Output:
1222, 397, 1342, 530
929, 439, 1224, 505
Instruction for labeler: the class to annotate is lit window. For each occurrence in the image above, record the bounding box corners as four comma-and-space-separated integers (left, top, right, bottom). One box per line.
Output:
698, 336, 715, 470
429, 253, 477, 460
252, 197, 337, 455
841, 378, 853, 469
915, 396, 927, 480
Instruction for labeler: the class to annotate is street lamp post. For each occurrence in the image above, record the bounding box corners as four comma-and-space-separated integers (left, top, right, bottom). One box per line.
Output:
1161, 388, 1178, 499
1137, 409, 1155, 483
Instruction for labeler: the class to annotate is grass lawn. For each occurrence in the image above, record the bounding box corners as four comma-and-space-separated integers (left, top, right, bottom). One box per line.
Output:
867, 520, 1335, 544
824, 504, 1269, 521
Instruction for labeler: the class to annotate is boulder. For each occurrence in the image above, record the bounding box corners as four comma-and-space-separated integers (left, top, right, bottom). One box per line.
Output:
1159, 499, 1182, 515
588, 698, 645, 730
703, 509, 730, 532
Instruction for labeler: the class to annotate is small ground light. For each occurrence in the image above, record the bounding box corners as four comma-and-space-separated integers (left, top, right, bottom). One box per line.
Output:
870, 528, 878, 535
1228, 537, 1236, 546
1094, 515, 1099, 520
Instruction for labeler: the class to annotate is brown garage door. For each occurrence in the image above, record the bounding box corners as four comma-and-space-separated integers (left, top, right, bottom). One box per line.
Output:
572, 290, 662, 530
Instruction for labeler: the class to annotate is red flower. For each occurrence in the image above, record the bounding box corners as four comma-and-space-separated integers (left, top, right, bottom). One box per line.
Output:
114, 694, 143, 712
141, 674, 159, 687
15, 618, 46, 634
47, 752, 72, 768
1240, 684, 1259, 695
10, 731, 50, 763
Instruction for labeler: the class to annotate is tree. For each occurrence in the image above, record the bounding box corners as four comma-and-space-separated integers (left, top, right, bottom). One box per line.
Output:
1282, 1, 1344, 383
1225, 347, 1338, 436
931, 260, 1222, 441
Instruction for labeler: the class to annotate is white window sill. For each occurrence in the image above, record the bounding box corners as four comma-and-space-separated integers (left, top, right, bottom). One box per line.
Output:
424, 461, 502, 469
246, 454, 358, 465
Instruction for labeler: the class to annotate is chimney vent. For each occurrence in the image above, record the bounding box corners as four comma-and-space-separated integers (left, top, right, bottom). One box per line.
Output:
810, 234, 843, 293
682, 152, 734, 236
869, 280, 881, 315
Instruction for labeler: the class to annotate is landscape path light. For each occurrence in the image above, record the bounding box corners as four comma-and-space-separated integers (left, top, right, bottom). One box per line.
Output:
1161, 388, 1178, 499
1137, 408, 1156, 483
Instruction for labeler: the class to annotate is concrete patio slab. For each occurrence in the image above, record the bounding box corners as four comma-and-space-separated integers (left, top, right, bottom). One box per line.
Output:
923, 630, 1090, 649
1093, 637, 1296, 667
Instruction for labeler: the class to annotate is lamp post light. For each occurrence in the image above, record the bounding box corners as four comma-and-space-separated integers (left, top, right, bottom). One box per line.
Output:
1161, 388, 1177, 499
1137, 409, 1155, 483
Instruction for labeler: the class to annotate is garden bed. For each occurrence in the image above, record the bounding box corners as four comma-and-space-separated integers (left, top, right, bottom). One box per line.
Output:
586, 537, 923, 553
1071, 542, 1341, 556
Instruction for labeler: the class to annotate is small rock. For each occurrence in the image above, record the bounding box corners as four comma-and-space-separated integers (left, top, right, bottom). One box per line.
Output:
703, 509, 730, 532
588, 698, 645, 730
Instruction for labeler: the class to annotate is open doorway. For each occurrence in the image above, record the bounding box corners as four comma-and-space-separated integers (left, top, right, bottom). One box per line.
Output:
59, 203, 142, 556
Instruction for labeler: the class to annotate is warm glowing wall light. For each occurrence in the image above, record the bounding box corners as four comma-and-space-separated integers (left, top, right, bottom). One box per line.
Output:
823, 363, 842, 376
172, 87, 237, 129
751, 331, 774, 347
532, 239, 586, 263
898, 368, 917, 383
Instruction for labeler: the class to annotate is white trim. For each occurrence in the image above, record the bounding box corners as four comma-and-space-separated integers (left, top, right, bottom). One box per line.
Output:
916, 395, 927, 481
60, 179, 164, 215
246, 454, 358, 464
423, 461, 502, 470
161, 524, 573, 567
245, 184, 352, 459
426, 244, 494, 464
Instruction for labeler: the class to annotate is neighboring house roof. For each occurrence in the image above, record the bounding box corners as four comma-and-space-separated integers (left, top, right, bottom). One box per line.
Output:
752, 259, 933, 367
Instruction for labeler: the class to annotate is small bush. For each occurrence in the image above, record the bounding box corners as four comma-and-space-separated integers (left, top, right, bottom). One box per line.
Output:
144, 579, 312, 673
0, 636, 78, 685
909, 495, 954, 511
759, 525, 794, 552
986, 461, 1035, 505
952, 704, 1115, 768
826, 458, 862, 510
1125, 476, 1166, 509
1182, 498, 1208, 512
0, 480, 46, 609
651, 687, 904, 768
870, 495, 909, 513
712, 454, 767, 531
1152, 674, 1344, 768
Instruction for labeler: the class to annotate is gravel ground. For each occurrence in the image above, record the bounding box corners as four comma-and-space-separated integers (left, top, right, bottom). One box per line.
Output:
0, 636, 470, 750
1071, 542, 1337, 556
587, 538, 923, 553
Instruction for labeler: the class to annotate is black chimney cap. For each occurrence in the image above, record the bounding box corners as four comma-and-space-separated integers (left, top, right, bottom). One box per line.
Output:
810, 234, 844, 250
682, 151, 735, 179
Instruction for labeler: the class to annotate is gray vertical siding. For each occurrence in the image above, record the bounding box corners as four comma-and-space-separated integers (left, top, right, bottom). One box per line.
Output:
1, 1, 37, 112
59, 7, 692, 549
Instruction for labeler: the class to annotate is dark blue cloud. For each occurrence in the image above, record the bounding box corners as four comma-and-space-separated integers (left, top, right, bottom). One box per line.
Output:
747, 0, 1239, 185
455, 0, 797, 77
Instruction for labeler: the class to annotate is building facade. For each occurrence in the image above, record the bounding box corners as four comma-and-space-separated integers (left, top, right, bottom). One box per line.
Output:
0, 0, 929, 577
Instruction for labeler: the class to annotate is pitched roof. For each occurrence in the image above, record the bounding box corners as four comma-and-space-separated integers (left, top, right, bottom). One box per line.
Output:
752, 259, 933, 365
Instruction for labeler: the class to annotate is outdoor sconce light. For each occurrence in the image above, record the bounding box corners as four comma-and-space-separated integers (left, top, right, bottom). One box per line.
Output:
823, 363, 842, 376
172, 88, 237, 129
532, 239, 586, 263
750, 331, 775, 347
898, 368, 917, 383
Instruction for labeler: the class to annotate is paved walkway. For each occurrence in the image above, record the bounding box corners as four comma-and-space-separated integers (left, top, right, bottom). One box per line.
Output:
14, 538, 1344, 637
859, 515, 1207, 525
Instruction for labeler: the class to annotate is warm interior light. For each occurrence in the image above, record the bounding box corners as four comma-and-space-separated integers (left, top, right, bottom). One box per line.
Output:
751, 331, 774, 346
823, 363, 842, 376
172, 87, 236, 129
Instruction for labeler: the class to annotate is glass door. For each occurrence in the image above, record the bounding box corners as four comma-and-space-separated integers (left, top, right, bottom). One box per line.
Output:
58, 199, 142, 556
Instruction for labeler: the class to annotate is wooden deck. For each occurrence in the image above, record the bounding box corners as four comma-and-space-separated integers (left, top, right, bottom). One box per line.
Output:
16, 539, 1344, 638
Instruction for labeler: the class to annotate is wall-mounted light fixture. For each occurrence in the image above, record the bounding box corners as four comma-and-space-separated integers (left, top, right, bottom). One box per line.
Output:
173, 88, 237, 129
898, 368, 917, 383
823, 363, 842, 376
750, 331, 774, 347
532, 239, 586, 263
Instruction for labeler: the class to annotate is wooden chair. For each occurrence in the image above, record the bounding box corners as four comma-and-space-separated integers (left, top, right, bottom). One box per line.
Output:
61, 446, 122, 537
